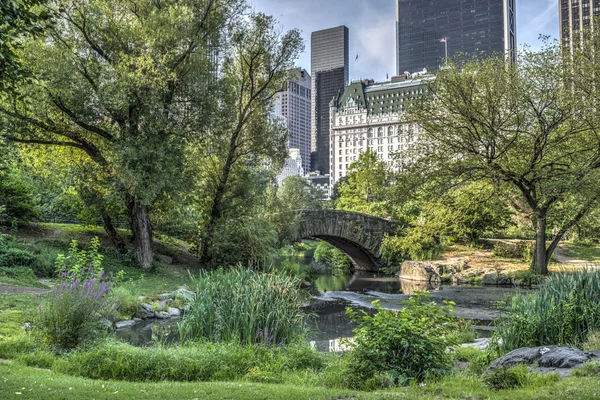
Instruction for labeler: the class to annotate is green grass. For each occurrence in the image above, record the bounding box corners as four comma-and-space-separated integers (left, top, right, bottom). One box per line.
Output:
0, 294, 40, 337
4, 360, 600, 400
561, 243, 600, 262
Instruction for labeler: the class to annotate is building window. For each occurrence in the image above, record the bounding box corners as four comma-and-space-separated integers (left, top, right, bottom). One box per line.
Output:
378, 127, 383, 137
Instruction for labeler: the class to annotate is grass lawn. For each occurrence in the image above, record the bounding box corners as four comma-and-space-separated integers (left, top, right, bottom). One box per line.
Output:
2, 360, 600, 400
0, 294, 40, 337
560, 243, 600, 262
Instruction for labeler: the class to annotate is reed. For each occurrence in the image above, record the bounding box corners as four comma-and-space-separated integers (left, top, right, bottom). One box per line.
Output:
178, 267, 305, 345
494, 268, 600, 352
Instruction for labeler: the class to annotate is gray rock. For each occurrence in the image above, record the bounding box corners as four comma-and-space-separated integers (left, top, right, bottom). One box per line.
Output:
399, 261, 442, 284
157, 292, 175, 300
133, 318, 142, 322
154, 311, 170, 319
100, 318, 113, 329
157, 299, 172, 310
167, 307, 181, 317
115, 320, 137, 330
154, 254, 173, 265
482, 273, 512, 286
461, 338, 490, 351
139, 303, 155, 319
176, 287, 194, 298
487, 346, 600, 377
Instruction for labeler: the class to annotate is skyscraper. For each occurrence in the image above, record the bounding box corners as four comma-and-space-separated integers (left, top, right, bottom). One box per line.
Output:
273, 68, 312, 173
560, 0, 600, 51
311, 26, 349, 175
396, 0, 517, 75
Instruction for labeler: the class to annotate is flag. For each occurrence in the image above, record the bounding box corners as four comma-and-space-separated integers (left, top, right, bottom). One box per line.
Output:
355, 54, 359, 61
440, 37, 447, 43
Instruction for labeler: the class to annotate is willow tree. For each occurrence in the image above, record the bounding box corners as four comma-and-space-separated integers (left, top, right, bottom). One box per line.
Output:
198, 13, 302, 266
406, 40, 600, 275
0, 0, 245, 268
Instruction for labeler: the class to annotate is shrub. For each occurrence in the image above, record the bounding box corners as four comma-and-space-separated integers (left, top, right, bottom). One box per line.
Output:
35, 270, 119, 351
492, 241, 532, 260
450, 347, 493, 376
54, 237, 104, 279
492, 269, 600, 353
345, 292, 456, 389
483, 365, 559, 390
313, 241, 351, 272
0, 247, 37, 268
178, 267, 305, 345
581, 330, 600, 351
571, 361, 600, 377
53, 340, 322, 382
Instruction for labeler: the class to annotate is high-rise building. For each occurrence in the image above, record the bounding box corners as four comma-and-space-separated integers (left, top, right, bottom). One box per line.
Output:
560, 0, 600, 51
396, 0, 517, 75
276, 149, 305, 188
311, 26, 349, 175
329, 75, 429, 186
273, 68, 312, 173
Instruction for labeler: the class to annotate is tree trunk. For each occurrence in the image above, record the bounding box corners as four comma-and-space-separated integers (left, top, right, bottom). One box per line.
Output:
200, 156, 235, 267
533, 214, 549, 275
100, 209, 127, 253
129, 197, 154, 269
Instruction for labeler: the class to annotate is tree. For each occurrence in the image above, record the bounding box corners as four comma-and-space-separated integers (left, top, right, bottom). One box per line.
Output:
0, 0, 51, 92
198, 13, 303, 266
0, 0, 245, 268
337, 149, 389, 217
406, 41, 600, 274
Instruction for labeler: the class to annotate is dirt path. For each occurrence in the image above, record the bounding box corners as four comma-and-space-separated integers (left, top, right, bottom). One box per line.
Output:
553, 248, 592, 265
0, 285, 49, 295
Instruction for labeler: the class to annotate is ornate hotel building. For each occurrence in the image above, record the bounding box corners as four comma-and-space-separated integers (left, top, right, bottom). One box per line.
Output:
328, 76, 431, 186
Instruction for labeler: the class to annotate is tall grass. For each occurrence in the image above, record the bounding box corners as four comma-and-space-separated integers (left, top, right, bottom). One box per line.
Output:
493, 269, 600, 352
178, 267, 305, 345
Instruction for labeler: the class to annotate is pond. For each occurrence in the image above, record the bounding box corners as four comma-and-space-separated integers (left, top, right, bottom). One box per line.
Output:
116, 241, 525, 350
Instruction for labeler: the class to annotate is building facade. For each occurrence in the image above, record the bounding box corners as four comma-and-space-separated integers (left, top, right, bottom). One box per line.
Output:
329, 76, 431, 186
311, 26, 349, 175
559, 0, 600, 51
276, 148, 305, 188
396, 0, 517, 75
273, 68, 312, 173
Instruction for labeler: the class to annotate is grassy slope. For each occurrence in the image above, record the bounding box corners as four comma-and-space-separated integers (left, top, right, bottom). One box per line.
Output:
2, 361, 600, 400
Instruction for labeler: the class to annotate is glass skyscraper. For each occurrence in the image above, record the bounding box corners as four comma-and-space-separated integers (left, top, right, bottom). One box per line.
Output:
396, 0, 516, 75
310, 26, 349, 175
560, 0, 600, 51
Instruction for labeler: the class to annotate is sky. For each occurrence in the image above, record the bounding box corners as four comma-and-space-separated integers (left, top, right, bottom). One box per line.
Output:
252, 0, 559, 82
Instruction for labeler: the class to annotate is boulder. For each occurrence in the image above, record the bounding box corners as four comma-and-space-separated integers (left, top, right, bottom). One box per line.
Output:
482, 273, 512, 286
157, 299, 172, 310
139, 303, 155, 319
154, 311, 170, 319
167, 307, 181, 317
399, 261, 442, 284
461, 338, 490, 351
487, 346, 600, 377
115, 320, 138, 330
154, 254, 173, 265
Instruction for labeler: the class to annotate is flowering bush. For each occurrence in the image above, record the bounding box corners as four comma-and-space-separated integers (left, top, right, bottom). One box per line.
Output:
54, 237, 104, 280
35, 269, 120, 351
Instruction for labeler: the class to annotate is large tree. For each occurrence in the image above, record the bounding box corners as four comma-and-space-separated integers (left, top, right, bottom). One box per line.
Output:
198, 13, 302, 266
0, 0, 245, 268
406, 41, 600, 274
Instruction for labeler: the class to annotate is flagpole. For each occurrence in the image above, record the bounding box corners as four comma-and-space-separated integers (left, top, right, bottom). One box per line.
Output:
445, 38, 448, 62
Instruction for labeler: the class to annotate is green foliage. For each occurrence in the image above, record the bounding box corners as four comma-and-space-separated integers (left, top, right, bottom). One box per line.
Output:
447, 319, 477, 344
178, 267, 305, 346
450, 347, 492, 376
35, 271, 119, 351
381, 227, 442, 263
313, 241, 351, 273
53, 340, 323, 383
337, 149, 390, 217
492, 241, 533, 261
580, 330, 600, 351
493, 269, 600, 353
571, 361, 600, 377
54, 237, 104, 280
345, 292, 457, 389
0, 166, 38, 224
483, 365, 559, 390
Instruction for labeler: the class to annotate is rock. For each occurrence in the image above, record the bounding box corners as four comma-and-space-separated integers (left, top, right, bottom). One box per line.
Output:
487, 346, 600, 377
482, 273, 512, 286
461, 338, 490, 351
399, 261, 442, 284
100, 318, 113, 329
157, 299, 172, 310
157, 292, 175, 300
167, 307, 180, 317
154, 311, 170, 319
133, 318, 142, 322
154, 254, 173, 265
139, 303, 155, 319
176, 287, 194, 299
115, 320, 137, 330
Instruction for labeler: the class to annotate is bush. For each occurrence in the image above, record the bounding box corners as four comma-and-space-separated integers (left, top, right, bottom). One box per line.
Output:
178, 267, 305, 345
53, 340, 322, 382
54, 237, 104, 279
450, 347, 493, 376
345, 292, 456, 389
0, 247, 37, 268
581, 330, 600, 351
492, 241, 532, 260
313, 241, 351, 272
483, 365, 559, 390
492, 269, 600, 353
35, 270, 119, 351
571, 361, 600, 377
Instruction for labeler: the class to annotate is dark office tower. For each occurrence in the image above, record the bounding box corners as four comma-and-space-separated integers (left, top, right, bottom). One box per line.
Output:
560, 0, 600, 51
396, 0, 517, 75
311, 26, 349, 174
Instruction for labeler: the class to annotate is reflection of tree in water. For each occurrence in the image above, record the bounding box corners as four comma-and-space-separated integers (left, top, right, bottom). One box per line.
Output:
315, 274, 350, 292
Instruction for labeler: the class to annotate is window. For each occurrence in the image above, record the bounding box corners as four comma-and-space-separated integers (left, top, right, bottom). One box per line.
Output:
367, 128, 373, 138
378, 127, 383, 137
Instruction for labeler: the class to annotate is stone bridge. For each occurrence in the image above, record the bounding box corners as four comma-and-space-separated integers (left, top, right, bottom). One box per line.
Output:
293, 210, 397, 272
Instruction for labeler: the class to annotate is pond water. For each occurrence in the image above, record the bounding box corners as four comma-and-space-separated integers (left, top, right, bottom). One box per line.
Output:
116, 241, 526, 350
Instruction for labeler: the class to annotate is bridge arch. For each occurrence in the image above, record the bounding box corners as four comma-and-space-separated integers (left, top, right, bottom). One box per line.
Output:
293, 210, 397, 272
